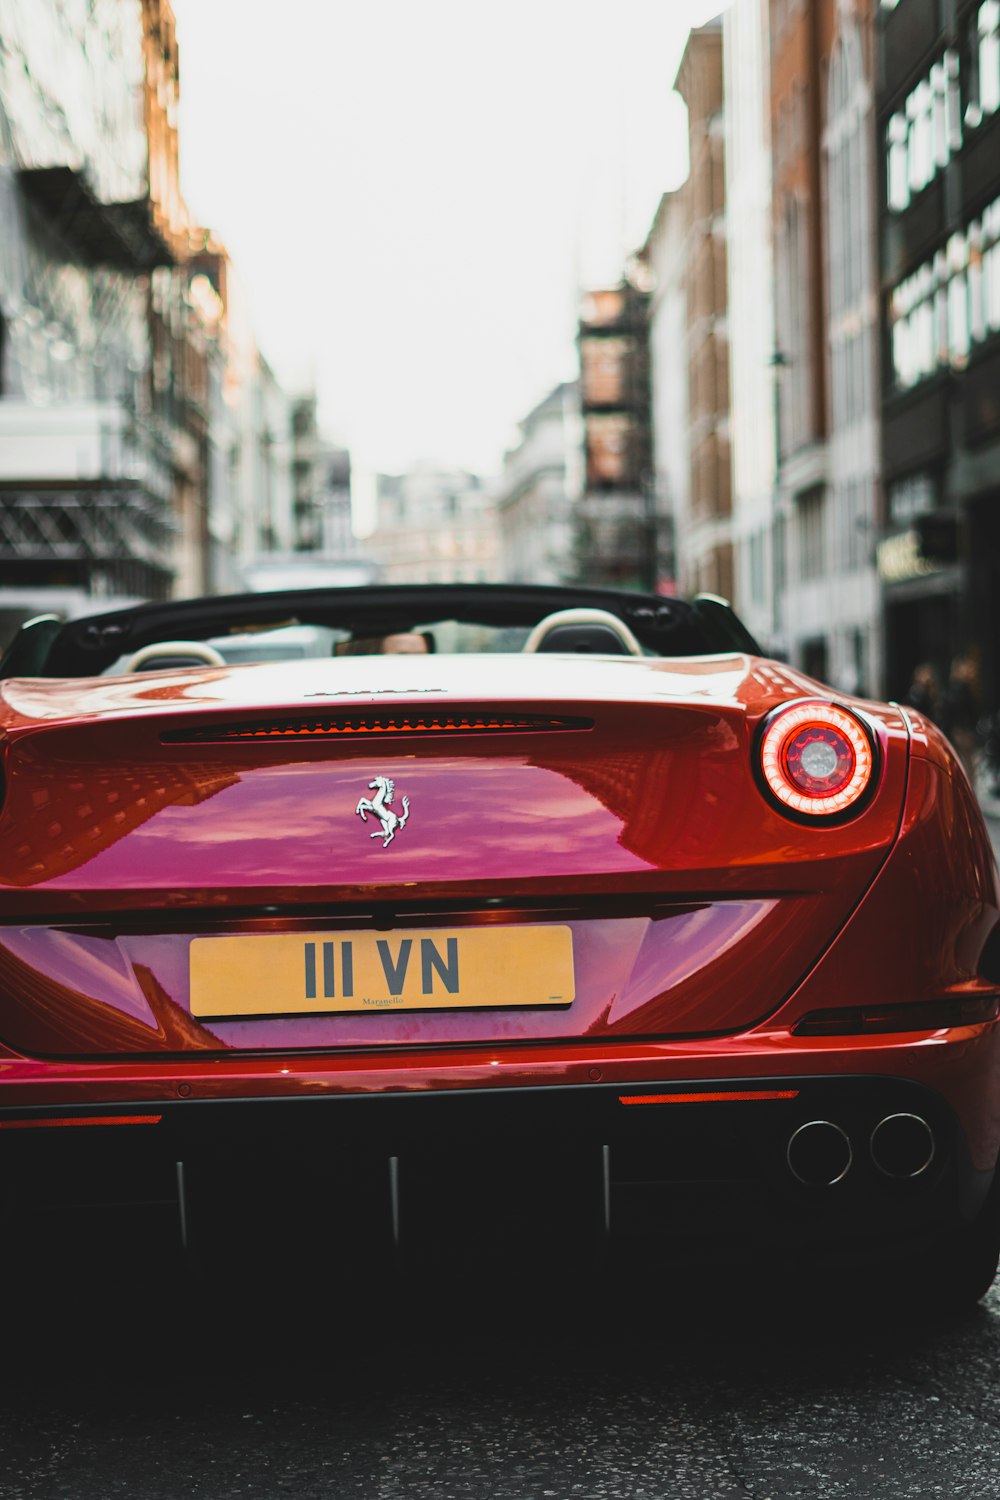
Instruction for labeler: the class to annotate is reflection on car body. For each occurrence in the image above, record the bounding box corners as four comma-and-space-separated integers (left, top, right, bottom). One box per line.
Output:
0, 583, 998, 1304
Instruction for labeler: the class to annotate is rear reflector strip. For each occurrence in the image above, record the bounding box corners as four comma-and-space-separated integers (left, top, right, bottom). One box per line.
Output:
162, 713, 592, 743
0, 1114, 162, 1131
619, 1090, 800, 1106
794, 995, 1000, 1035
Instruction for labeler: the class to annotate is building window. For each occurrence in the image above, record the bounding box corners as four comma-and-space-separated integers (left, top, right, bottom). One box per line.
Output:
908, 80, 933, 193
985, 198, 1000, 328
851, 627, 868, 697
947, 235, 971, 366
886, 52, 961, 212
797, 487, 825, 581
981, 2, 1000, 116
889, 246, 956, 387
946, 51, 963, 147
773, 513, 786, 628
888, 472, 937, 525
802, 637, 829, 683
776, 195, 811, 454
749, 529, 766, 604
887, 114, 908, 211
841, 477, 874, 573
889, 197, 1000, 389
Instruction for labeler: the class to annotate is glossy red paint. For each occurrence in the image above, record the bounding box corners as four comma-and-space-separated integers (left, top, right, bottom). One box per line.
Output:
0, 656, 907, 912
0, 653, 914, 1058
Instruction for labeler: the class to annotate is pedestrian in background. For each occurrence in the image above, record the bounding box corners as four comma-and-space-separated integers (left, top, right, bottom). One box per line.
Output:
906, 662, 940, 722
939, 652, 981, 782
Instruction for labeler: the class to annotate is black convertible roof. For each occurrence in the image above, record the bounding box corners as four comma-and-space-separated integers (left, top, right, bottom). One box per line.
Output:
0, 584, 761, 678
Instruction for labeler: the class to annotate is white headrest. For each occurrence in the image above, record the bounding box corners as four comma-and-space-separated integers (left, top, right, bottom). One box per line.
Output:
522, 608, 643, 656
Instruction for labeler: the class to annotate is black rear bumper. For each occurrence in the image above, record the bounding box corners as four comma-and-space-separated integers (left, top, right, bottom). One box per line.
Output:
0, 1076, 991, 1282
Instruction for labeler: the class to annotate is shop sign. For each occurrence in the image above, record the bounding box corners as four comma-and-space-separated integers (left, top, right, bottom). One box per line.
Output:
876, 528, 937, 584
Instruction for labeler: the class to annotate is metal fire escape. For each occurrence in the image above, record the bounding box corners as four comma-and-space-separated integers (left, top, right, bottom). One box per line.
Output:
1, 164, 177, 600
0, 481, 176, 599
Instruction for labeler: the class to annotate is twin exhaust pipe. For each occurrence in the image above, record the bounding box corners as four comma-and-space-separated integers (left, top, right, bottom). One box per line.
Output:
786, 1113, 935, 1187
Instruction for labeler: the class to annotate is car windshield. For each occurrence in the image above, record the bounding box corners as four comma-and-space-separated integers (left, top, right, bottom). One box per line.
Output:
3, 587, 759, 679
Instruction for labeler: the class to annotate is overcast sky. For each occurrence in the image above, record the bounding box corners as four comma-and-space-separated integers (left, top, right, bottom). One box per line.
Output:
171, 0, 722, 507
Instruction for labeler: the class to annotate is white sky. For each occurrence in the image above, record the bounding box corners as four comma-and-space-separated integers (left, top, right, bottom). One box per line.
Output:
171, 0, 722, 504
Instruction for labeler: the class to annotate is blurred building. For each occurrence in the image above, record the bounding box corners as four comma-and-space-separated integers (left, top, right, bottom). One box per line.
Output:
240, 392, 373, 591
575, 279, 655, 588
641, 193, 686, 597
877, 0, 1000, 706
0, 0, 182, 636
147, 257, 221, 600
640, 24, 733, 606
674, 19, 733, 602
370, 469, 500, 586
494, 381, 581, 584
769, 0, 828, 679
768, 0, 881, 692
723, 0, 778, 650
186, 239, 350, 594
0, 0, 318, 637
823, 0, 881, 695
289, 392, 354, 556
184, 232, 246, 594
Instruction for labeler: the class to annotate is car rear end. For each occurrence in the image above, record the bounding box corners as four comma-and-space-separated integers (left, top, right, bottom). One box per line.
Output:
0, 652, 998, 1290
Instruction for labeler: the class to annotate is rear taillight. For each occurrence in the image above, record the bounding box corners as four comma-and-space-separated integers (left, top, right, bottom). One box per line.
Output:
759, 702, 875, 818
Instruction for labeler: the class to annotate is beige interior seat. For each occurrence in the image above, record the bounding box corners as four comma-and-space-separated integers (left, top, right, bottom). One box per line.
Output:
521, 608, 643, 657
122, 640, 227, 673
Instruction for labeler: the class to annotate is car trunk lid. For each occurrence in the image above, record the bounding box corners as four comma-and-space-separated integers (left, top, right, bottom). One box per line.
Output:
0, 654, 910, 1054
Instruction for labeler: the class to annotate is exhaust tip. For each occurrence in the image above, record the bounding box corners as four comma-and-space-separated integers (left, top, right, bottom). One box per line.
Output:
870, 1113, 935, 1179
786, 1120, 853, 1186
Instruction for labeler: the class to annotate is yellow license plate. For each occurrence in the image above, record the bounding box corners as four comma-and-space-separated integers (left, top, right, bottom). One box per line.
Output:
189, 925, 575, 1018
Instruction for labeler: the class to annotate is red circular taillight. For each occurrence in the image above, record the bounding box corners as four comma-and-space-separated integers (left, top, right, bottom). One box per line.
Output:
760, 703, 875, 817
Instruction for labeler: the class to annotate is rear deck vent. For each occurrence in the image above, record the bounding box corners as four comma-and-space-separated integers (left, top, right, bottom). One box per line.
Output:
161, 713, 593, 744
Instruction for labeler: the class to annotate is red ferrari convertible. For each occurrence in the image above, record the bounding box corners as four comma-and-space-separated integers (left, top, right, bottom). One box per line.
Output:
0, 585, 997, 1302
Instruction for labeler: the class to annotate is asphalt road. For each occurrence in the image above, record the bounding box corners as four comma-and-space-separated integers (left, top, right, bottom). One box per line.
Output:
2, 1269, 1000, 1500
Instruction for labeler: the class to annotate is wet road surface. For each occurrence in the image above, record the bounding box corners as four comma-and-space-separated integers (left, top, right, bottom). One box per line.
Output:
3, 1272, 1000, 1499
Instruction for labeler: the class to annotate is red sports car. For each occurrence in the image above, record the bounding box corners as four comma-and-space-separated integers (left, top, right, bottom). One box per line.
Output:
1, 585, 997, 1302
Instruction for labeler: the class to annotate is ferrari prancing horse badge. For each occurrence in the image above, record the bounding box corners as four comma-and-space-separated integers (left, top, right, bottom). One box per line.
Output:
355, 776, 410, 848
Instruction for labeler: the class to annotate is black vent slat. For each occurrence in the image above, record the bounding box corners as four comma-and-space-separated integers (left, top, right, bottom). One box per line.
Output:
161, 713, 593, 745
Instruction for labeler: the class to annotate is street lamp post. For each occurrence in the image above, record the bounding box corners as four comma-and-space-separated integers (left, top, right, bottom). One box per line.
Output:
769, 347, 789, 650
